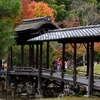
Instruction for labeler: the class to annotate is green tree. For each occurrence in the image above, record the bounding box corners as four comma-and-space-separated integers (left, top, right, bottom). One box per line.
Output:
12, 43, 55, 68
0, 0, 21, 59
12, 45, 29, 66
68, 0, 100, 25
55, 0, 73, 10
84, 0, 97, 4
35, 0, 68, 21
42, 42, 55, 67
97, 0, 100, 3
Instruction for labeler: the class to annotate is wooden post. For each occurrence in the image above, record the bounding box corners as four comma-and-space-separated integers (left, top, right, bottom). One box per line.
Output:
87, 42, 94, 96
47, 41, 49, 69
6, 48, 11, 88
61, 43, 65, 93
21, 43, 24, 67
10, 46, 12, 69
31, 42, 34, 67
62, 43, 65, 78
36, 44, 39, 68
38, 43, 42, 96
73, 43, 76, 85
29, 44, 31, 67
86, 43, 89, 76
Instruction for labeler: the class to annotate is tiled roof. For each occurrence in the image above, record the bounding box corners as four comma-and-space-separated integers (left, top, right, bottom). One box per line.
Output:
28, 24, 100, 42
14, 16, 58, 45
15, 16, 55, 32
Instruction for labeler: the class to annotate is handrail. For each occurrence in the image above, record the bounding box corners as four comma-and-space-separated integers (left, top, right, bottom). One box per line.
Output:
15, 67, 32, 69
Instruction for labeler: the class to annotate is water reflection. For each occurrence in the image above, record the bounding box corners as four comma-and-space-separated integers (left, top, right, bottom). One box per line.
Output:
0, 91, 36, 100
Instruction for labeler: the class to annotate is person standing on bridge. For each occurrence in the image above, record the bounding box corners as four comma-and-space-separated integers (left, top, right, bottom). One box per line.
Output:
56, 58, 62, 72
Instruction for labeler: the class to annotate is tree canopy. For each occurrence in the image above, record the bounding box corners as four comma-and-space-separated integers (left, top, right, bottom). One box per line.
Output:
12, 43, 55, 67
20, 0, 55, 20
1, 0, 100, 62
0, 0, 21, 59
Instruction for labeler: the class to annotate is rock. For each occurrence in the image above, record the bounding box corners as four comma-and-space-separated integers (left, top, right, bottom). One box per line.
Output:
57, 93, 67, 98
35, 93, 43, 99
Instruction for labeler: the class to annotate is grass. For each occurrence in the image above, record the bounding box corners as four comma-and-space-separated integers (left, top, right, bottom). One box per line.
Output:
77, 64, 100, 75
66, 64, 100, 76
35, 96, 100, 100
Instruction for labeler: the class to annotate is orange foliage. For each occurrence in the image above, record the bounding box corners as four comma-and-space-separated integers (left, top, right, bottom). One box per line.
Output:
65, 44, 85, 55
21, 0, 34, 19
53, 43, 85, 60
29, 2, 55, 20
94, 42, 100, 53
20, 0, 55, 20
53, 49, 62, 59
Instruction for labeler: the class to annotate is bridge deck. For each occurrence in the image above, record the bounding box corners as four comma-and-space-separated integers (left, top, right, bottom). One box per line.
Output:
0, 68, 100, 90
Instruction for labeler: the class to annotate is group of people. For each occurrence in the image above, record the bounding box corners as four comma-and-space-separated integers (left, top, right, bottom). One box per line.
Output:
52, 58, 62, 72
52, 58, 69, 71
52, 58, 72, 72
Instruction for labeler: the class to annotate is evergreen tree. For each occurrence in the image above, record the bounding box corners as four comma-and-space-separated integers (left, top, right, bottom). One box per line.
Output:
0, 0, 21, 58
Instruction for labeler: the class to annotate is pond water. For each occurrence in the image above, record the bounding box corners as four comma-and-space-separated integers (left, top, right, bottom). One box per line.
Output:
0, 91, 36, 100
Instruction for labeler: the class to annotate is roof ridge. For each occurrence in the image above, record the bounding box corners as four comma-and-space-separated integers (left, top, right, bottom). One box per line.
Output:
48, 24, 100, 33
21, 16, 52, 24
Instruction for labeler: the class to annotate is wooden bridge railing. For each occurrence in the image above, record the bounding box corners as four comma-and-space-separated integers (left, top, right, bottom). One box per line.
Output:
7, 66, 100, 80
41, 68, 70, 79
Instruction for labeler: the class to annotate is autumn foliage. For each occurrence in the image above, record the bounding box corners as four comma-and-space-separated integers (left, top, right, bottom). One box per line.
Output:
56, 20, 79, 28
53, 43, 86, 61
21, 0, 34, 19
53, 49, 62, 60
21, 0, 55, 20
94, 42, 100, 53
28, 1, 55, 20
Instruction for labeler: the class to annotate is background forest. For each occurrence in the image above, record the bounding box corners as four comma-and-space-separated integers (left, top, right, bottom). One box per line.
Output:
1, 0, 100, 67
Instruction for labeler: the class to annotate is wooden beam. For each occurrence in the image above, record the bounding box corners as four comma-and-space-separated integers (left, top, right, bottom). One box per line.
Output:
47, 41, 49, 69
21, 43, 24, 67
61, 43, 65, 93
86, 43, 89, 76
31, 42, 34, 67
73, 43, 76, 85
29, 44, 31, 67
62, 43, 65, 77
36, 44, 39, 68
87, 42, 94, 96
10, 46, 12, 69
6, 48, 11, 88
38, 43, 42, 95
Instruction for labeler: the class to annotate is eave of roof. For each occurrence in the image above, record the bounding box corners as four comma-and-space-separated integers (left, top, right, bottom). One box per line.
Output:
14, 16, 58, 45
28, 24, 100, 42
15, 16, 57, 32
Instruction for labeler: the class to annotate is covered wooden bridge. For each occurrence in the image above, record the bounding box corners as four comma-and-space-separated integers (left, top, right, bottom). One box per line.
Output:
28, 24, 100, 96
0, 16, 100, 97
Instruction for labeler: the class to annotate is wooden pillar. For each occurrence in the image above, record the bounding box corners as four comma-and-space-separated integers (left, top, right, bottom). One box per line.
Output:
62, 43, 65, 72
29, 44, 31, 67
29, 44, 34, 67
73, 43, 77, 85
21, 43, 24, 67
87, 42, 94, 96
38, 43, 42, 95
47, 41, 49, 69
31, 42, 34, 67
36, 44, 39, 68
61, 43, 65, 93
6, 48, 11, 88
10, 46, 12, 69
86, 43, 89, 76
